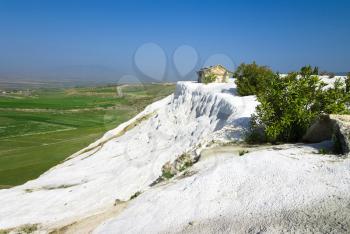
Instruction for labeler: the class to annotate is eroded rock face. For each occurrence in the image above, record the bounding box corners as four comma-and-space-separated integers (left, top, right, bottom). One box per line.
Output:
303, 114, 350, 156
331, 114, 350, 155
303, 115, 334, 143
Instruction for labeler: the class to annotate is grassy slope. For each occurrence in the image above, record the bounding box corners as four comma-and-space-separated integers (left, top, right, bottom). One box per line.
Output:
0, 84, 175, 187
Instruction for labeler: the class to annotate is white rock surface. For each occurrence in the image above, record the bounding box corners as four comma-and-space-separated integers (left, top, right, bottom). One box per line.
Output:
95, 143, 350, 234
0, 81, 257, 230
279, 74, 347, 90
319, 75, 347, 89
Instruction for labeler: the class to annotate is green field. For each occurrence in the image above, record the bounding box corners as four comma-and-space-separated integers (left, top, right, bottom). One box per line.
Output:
0, 84, 175, 187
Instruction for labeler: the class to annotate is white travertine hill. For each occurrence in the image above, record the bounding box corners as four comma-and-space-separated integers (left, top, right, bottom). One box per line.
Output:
0, 80, 257, 231
2, 80, 349, 233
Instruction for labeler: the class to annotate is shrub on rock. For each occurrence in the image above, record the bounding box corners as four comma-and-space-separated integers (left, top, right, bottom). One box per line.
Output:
248, 68, 350, 143
234, 62, 276, 96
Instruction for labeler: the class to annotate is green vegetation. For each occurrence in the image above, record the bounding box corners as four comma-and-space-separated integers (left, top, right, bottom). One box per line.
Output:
318, 148, 328, 155
238, 150, 249, 156
175, 153, 193, 172
246, 67, 350, 143
202, 73, 217, 84
151, 154, 194, 186
300, 65, 319, 77
179, 160, 193, 172
346, 72, 350, 92
234, 62, 276, 96
0, 84, 175, 187
0, 224, 40, 234
162, 169, 175, 179
17, 224, 38, 234
130, 191, 141, 200
161, 162, 175, 179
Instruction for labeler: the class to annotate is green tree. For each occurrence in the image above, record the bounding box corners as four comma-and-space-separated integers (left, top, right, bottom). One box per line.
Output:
202, 73, 217, 84
319, 79, 349, 114
234, 62, 275, 96
346, 72, 350, 92
313, 66, 319, 75
300, 65, 313, 77
249, 69, 350, 143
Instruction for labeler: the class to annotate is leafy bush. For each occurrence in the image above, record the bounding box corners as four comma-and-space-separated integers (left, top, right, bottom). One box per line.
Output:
161, 162, 175, 179
130, 191, 141, 200
300, 65, 313, 77
238, 150, 249, 156
346, 72, 350, 92
246, 115, 266, 143
162, 170, 174, 179
248, 69, 350, 143
16, 224, 39, 234
176, 153, 193, 172
300, 65, 319, 77
202, 73, 217, 84
234, 62, 275, 96
318, 79, 349, 114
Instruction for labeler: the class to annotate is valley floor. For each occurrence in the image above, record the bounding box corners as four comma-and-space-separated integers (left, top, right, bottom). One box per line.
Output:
0, 84, 175, 187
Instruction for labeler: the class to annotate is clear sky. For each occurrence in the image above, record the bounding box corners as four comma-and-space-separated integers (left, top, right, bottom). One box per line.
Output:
0, 0, 349, 82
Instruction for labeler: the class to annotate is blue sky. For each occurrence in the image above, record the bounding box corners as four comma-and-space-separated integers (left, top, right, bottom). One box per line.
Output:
0, 0, 349, 82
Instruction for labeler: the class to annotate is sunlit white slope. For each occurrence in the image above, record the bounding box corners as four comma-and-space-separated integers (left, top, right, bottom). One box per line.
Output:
0, 80, 257, 230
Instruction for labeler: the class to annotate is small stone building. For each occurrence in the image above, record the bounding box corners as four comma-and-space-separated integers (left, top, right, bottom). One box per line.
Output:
197, 65, 232, 83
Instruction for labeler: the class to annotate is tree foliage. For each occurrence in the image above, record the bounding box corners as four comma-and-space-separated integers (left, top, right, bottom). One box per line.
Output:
202, 73, 217, 84
234, 62, 275, 96
248, 68, 350, 143
300, 65, 313, 77
300, 65, 319, 77
346, 72, 350, 92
